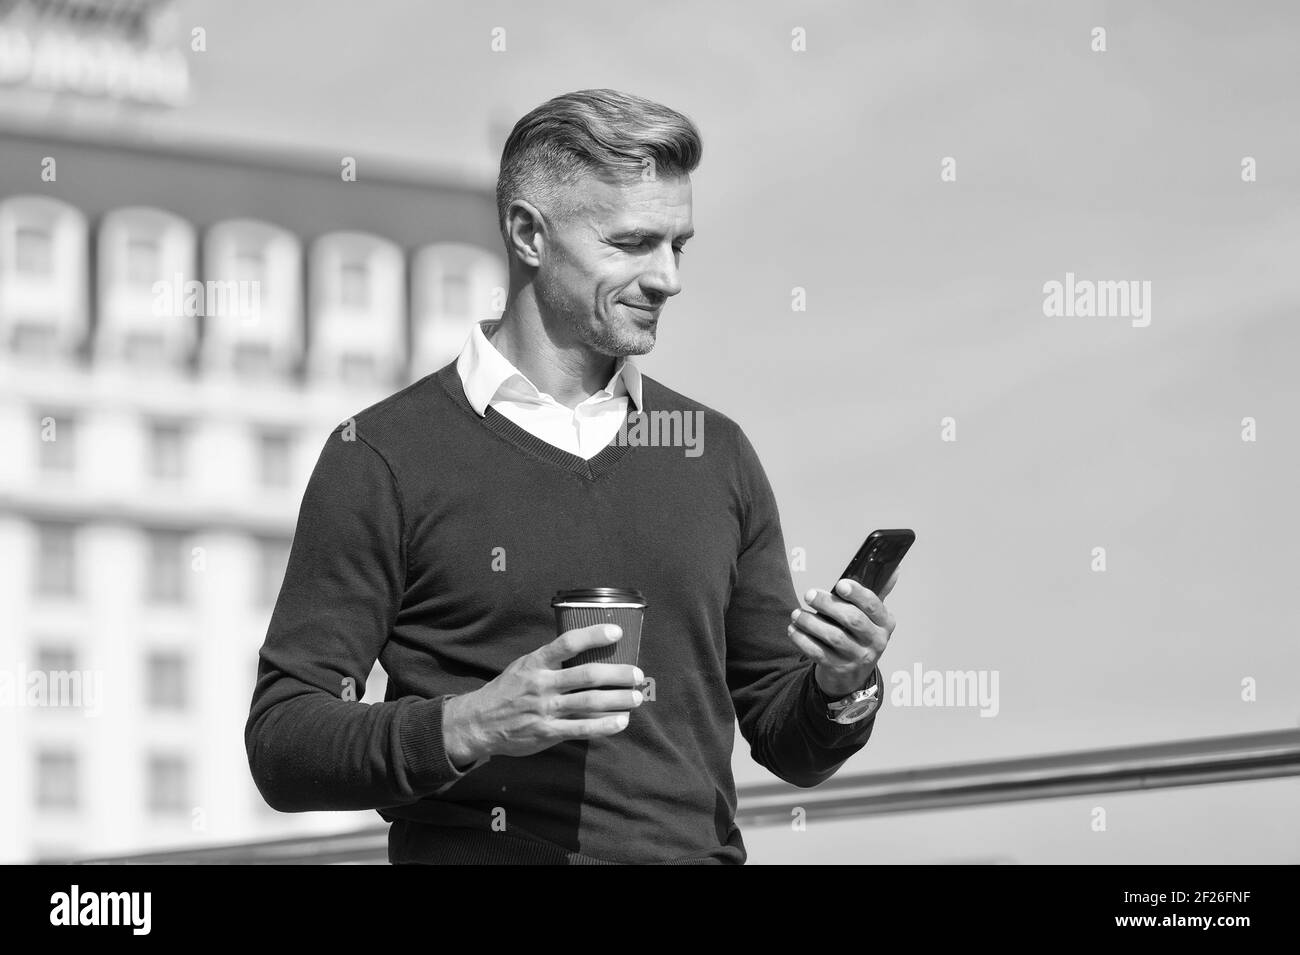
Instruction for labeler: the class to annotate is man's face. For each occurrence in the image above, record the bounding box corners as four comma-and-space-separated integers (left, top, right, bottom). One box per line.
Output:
534, 172, 693, 358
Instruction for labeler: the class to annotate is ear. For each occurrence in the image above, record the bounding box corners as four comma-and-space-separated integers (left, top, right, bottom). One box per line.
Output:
504, 199, 544, 268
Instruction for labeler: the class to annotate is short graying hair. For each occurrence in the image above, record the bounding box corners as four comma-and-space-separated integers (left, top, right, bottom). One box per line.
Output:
495, 88, 703, 247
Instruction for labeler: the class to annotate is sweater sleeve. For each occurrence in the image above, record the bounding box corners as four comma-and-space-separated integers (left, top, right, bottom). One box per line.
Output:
245, 425, 470, 812
724, 427, 882, 789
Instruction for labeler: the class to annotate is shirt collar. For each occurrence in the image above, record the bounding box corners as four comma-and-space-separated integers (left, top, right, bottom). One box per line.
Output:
456, 319, 644, 417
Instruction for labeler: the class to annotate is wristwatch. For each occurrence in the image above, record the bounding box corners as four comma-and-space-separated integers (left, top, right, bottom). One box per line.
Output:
822, 669, 881, 724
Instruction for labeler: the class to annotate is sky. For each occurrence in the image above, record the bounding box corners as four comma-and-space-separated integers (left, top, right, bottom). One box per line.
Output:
34, 0, 1296, 862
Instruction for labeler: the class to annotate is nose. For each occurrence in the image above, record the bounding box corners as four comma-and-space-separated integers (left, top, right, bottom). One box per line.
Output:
640, 244, 682, 301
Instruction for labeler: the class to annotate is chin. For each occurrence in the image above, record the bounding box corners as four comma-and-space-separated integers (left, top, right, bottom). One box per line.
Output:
590, 315, 656, 356
617, 322, 657, 353
622, 336, 655, 357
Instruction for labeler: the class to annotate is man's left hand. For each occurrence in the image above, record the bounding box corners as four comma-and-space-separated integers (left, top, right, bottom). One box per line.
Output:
787, 569, 899, 698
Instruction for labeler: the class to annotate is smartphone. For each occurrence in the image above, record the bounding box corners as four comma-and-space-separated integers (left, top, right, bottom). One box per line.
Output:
837, 528, 914, 596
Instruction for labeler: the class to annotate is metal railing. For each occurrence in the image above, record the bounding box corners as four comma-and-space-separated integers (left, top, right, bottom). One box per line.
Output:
63, 727, 1300, 864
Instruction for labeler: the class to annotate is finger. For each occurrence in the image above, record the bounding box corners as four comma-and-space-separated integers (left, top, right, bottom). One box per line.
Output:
552, 663, 643, 691
821, 582, 894, 641
790, 608, 876, 664
549, 712, 631, 740
803, 586, 886, 643
822, 581, 889, 627
787, 626, 839, 666
534, 624, 622, 669
551, 688, 643, 717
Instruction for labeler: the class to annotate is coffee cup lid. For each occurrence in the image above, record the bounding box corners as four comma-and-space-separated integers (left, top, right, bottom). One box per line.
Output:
552, 587, 646, 606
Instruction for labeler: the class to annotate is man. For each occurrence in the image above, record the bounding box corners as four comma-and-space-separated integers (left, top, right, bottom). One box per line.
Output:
245, 88, 899, 864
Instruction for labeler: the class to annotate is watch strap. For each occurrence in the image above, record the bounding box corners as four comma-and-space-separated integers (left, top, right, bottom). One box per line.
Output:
815, 665, 878, 704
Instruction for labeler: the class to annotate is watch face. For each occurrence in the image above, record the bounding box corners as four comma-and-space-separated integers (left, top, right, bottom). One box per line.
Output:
837, 698, 877, 723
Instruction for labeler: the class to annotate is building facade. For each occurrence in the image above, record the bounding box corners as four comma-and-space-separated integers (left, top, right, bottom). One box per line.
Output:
0, 125, 506, 862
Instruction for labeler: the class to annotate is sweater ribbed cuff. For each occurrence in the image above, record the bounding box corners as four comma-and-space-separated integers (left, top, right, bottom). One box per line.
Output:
398, 695, 485, 794
803, 665, 881, 743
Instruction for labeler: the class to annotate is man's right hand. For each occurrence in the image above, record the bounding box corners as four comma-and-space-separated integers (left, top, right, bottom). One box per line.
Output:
441, 624, 644, 768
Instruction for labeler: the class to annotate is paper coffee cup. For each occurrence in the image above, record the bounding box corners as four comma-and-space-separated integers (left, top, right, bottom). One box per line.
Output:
551, 587, 647, 669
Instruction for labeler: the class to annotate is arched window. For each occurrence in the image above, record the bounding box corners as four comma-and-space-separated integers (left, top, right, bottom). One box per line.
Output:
411, 242, 505, 377
97, 207, 196, 369
0, 196, 89, 359
307, 232, 404, 387
201, 219, 301, 379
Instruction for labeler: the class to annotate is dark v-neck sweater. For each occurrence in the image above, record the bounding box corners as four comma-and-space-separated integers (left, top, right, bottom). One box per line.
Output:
245, 361, 881, 864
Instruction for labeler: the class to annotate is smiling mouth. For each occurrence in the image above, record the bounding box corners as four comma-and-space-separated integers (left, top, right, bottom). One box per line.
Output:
622, 302, 659, 315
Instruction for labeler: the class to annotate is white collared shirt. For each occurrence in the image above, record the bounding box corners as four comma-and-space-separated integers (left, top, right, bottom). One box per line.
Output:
454, 319, 644, 460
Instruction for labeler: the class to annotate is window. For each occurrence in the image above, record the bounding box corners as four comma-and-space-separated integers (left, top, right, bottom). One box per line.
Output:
15, 225, 53, 275
257, 430, 292, 488
145, 651, 188, 711
144, 530, 187, 604
123, 331, 166, 365
441, 271, 471, 315
147, 421, 186, 481
146, 754, 189, 816
412, 245, 507, 373
10, 322, 58, 356
339, 352, 375, 384
35, 522, 76, 598
125, 235, 160, 286
36, 749, 78, 810
34, 645, 78, 715
37, 412, 76, 473
339, 260, 369, 308
256, 538, 291, 608
232, 342, 273, 378
35, 644, 77, 676
232, 247, 265, 286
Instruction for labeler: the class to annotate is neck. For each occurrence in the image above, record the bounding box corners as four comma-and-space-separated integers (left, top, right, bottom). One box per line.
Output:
489, 299, 618, 410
